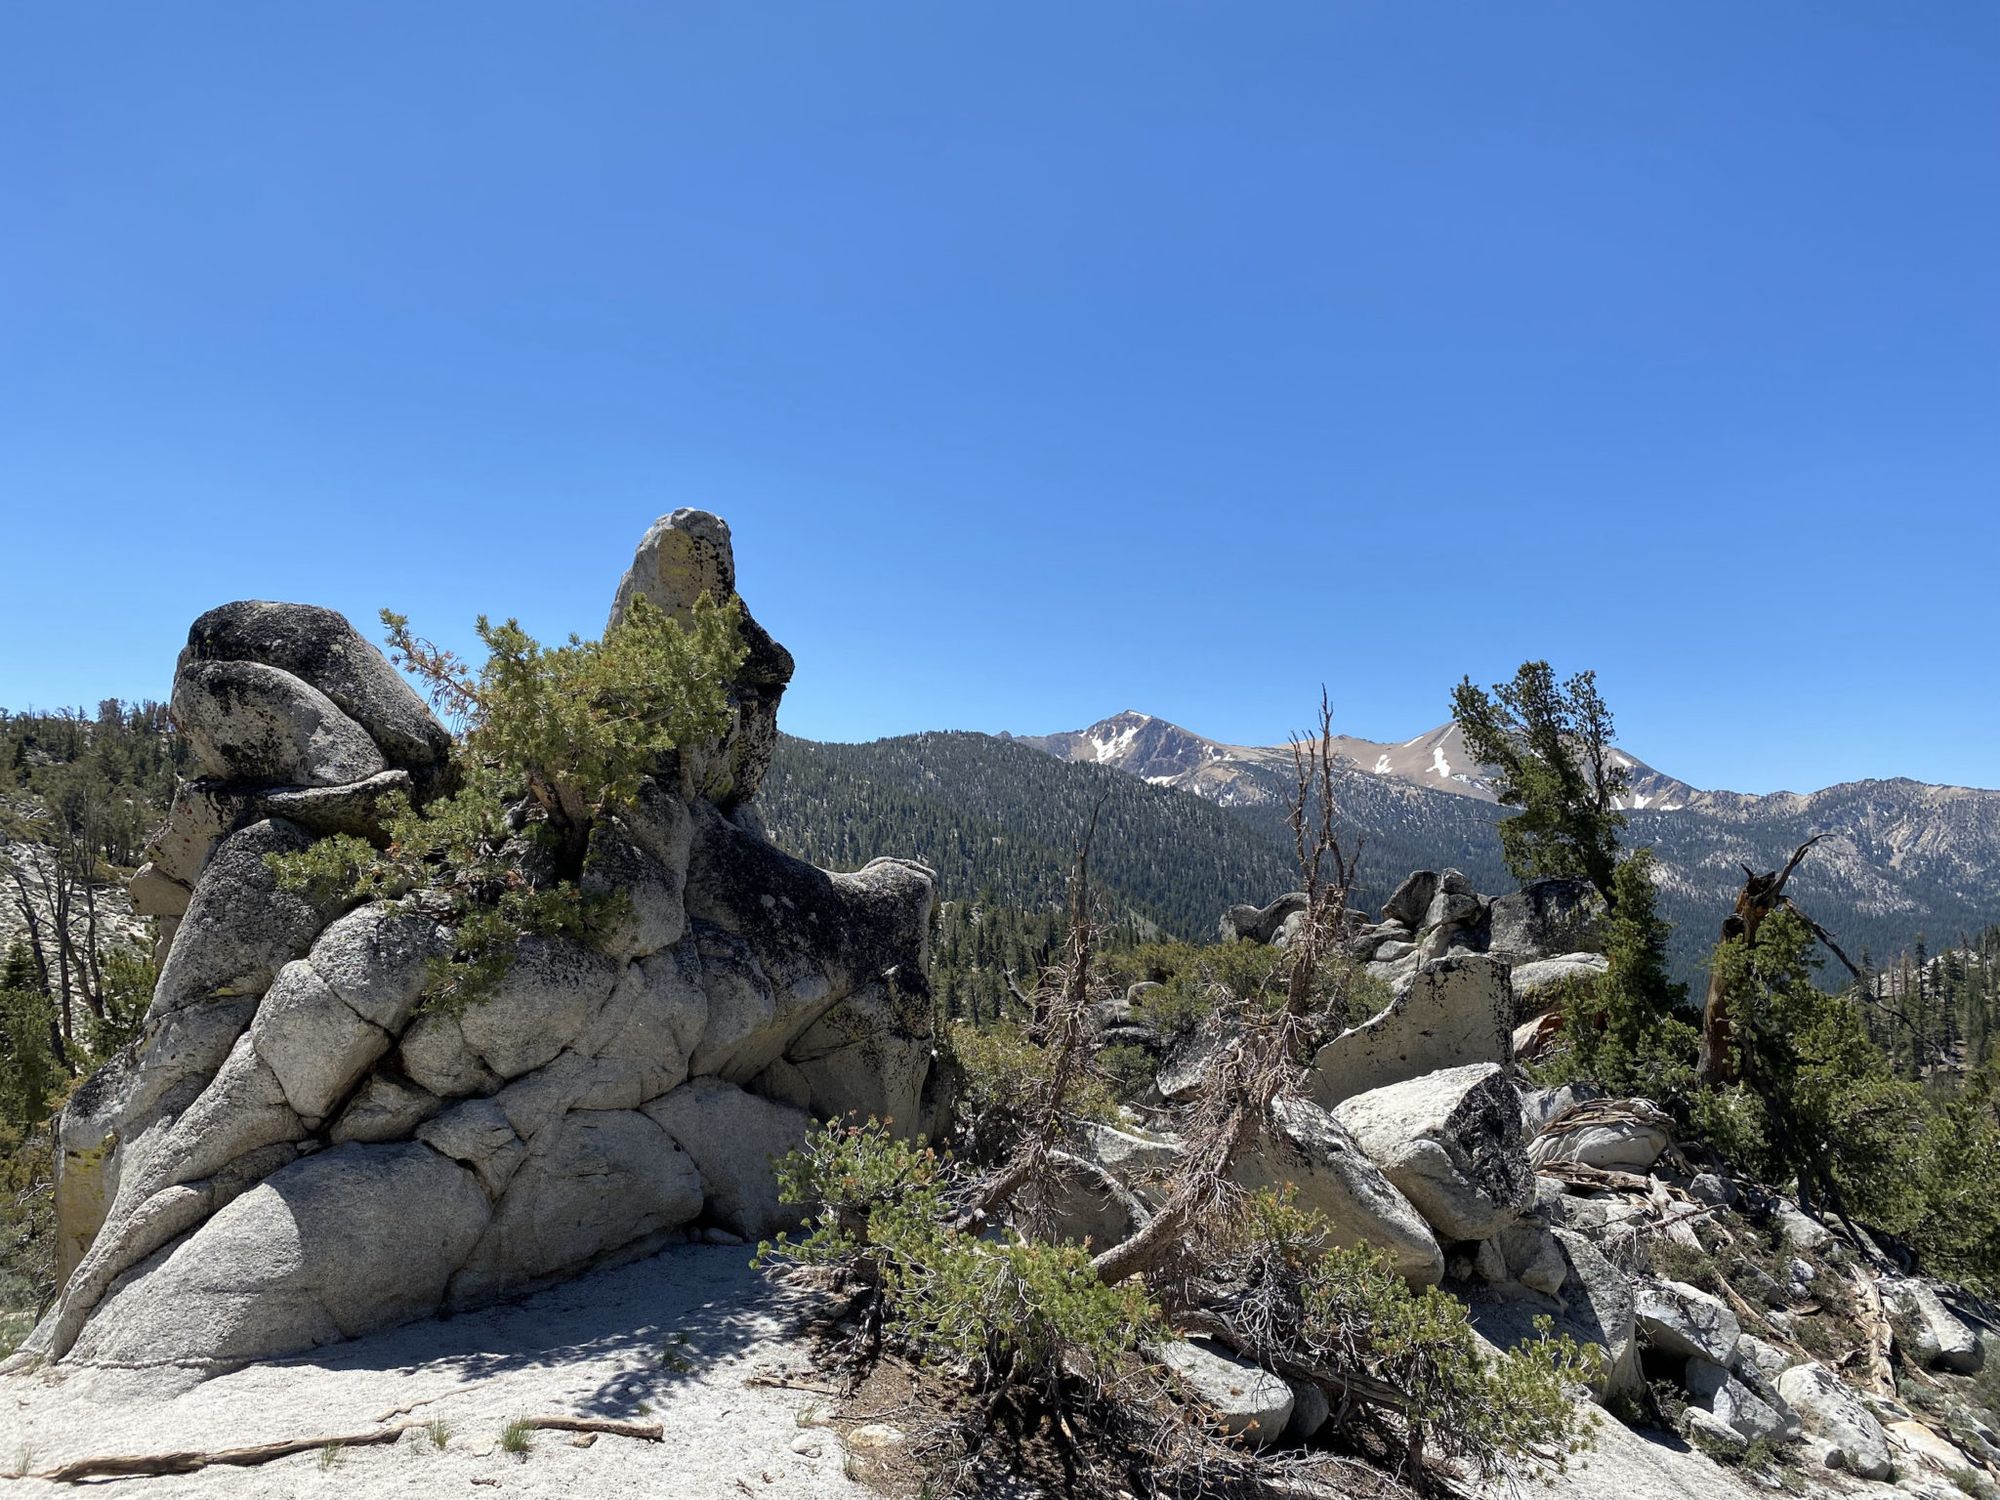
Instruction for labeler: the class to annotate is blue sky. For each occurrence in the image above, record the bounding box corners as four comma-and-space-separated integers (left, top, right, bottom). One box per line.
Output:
2, 3, 1995, 795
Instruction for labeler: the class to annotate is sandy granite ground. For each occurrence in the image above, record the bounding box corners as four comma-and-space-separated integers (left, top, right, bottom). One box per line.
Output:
0, 1245, 868, 1499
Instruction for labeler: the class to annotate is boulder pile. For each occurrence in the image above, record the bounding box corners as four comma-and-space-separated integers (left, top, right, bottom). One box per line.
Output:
1341, 865, 1607, 991
1223, 865, 1615, 1069
1055, 878, 2000, 1485
16, 511, 946, 1373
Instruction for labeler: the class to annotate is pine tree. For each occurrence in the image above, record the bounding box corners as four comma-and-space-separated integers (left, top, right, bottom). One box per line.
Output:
1535, 849, 1698, 1108
0, 939, 61, 1133
1698, 910, 1918, 1217
1600, 850, 1688, 1034
1449, 662, 1626, 909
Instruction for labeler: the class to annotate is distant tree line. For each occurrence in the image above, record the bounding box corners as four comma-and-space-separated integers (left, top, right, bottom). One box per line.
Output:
1857, 927, 1999, 1078
1, 702, 178, 1075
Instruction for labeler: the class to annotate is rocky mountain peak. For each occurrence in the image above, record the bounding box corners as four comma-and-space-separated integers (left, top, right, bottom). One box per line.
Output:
1020, 710, 1697, 812
1017, 710, 1233, 785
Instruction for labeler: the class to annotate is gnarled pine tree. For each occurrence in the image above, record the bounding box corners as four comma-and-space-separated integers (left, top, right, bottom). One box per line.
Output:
1450, 662, 1626, 911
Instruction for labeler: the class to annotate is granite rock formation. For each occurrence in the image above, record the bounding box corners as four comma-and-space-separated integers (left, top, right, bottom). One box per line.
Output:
19, 510, 944, 1372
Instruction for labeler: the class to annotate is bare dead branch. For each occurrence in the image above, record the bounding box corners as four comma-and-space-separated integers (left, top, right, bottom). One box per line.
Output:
1700, 833, 1861, 1085
1771, 833, 1830, 899
959, 792, 1109, 1232
1095, 693, 1359, 1287
1777, 897, 1864, 981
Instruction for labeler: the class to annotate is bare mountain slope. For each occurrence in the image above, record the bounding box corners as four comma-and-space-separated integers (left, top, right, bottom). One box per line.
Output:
1012, 711, 1696, 810
1012, 712, 2000, 976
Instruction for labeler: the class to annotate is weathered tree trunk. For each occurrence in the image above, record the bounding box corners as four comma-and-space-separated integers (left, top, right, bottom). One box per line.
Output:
49, 855, 76, 1049
35, 1416, 663, 1482
960, 800, 1102, 1233
1699, 884, 1769, 1087
1698, 836, 1845, 1086
5, 861, 53, 995
80, 874, 107, 1019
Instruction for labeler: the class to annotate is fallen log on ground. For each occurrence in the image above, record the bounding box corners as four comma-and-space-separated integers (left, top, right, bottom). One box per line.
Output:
35, 1415, 665, 1482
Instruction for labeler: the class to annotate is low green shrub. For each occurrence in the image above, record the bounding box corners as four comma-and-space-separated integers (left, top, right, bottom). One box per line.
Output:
1214, 1189, 1598, 1481
1115, 939, 1387, 1045
269, 593, 745, 1011
759, 1119, 1157, 1392
759, 1125, 1596, 1489
1094, 1043, 1156, 1103
947, 1020, 1118, 1161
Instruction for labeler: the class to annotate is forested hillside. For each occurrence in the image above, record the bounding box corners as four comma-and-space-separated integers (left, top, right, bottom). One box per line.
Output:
1, 703, 178, 1039
1634, 780, 2000, 981
1170, 758, 1515, 905
766, 726, 1997, 992
1862, 925, 1999, 1078
759, 732, 1298, 940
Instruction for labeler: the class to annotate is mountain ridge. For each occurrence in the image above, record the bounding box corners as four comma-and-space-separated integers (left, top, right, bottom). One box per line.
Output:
768, 714, 1999, 986
1009, 709, 1814, 811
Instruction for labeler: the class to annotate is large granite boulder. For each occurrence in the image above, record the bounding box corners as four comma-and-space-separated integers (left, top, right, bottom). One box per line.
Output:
1074, 1120, 1183, 1205
1156, 1018, 1239, 1104
1508, 952, 1609, 1016
1218, 892, 1309, 945
1154, 1338, 1293, 1447
172, 659, 387, 789
609, 509, 794, 810
1409, 869, 1487, 960
1380, 870, 1440, 930
51, 816, 356, 1293
1634, 1277, 1740, 1366
445, 1109, 704, 1310
1684, 1355, 1801, 1444
1069, 1100, 1446, 1284
1332, 1064, 1534, 1241
644, 1077, 813, 1241
1467, 1226, 1642, 1402
1475, 1392, 1766, 1499
1487, 878, 1605, 963
181, 599, 454, 776
1777, 1361, 1893, 1479
1473, 1215, 1568, 1295
67, 1141, 489, 1369
1421, 870, 1484, 935
1234, 1095, 1444, 1284
1010, 1151, 1151, 1250
15, 512, 944, 1374
152, 818, 353, 1019
1885, 1279, 1983, 1374
1309, 955, 1513, 1104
